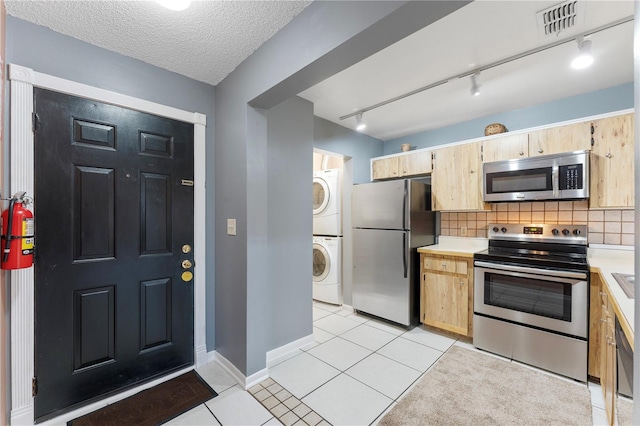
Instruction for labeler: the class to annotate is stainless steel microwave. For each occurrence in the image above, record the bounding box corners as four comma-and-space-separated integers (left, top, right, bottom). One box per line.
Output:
482, 150, 589, 202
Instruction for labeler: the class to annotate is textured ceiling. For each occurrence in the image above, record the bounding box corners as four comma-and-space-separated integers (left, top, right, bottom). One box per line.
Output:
5, 0, 311, 86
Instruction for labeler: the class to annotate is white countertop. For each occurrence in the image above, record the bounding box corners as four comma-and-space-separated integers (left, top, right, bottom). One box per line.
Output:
417, 236, 488, 257
588, 245, 635, 334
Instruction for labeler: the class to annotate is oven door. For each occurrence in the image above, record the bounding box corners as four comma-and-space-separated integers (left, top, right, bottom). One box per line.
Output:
474, 261, 588, 338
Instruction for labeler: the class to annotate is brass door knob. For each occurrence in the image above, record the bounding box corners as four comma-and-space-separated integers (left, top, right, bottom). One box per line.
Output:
181, 260, 193, 269
182, 244, 192, 254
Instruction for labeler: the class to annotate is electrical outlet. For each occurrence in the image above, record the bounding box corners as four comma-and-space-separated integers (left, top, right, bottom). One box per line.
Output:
460, 226, 468, 237
227, 219, 236, 236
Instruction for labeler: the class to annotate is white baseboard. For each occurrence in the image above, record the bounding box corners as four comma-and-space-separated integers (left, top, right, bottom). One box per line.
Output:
266, 334, 314, 368
195, 344, 208, 367
210, 351, 249, 389
245, 368, 269, 389
10, 405, 33, 426
342, 304, 354, 313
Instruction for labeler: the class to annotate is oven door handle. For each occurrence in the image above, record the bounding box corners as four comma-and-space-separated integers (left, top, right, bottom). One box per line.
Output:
474, 261, 587, 280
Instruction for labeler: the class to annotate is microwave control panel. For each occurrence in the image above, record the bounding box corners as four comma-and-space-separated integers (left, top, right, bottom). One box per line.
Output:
559, 164, 583, 190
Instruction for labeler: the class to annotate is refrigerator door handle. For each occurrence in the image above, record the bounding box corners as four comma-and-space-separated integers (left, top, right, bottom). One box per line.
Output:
402, 180, 407, 229
402, 232, 408, 278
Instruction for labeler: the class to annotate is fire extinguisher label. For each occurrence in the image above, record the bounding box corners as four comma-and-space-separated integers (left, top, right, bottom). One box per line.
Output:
22, 218, 34, 254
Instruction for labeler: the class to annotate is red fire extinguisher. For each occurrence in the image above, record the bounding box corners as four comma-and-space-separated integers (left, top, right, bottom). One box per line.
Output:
1, 192, 34, 270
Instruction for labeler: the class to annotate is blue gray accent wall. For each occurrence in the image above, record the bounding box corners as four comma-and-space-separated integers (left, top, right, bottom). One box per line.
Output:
4, 16, 218, 350
214, 0, 471, 375
384, 82, 633, 155
314, 116, 383, 184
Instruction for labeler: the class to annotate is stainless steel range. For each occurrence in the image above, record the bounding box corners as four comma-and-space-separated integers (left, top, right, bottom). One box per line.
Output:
473, 223, 589, 381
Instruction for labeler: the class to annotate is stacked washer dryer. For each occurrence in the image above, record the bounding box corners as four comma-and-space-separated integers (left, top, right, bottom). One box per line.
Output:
312, 168, 342, 305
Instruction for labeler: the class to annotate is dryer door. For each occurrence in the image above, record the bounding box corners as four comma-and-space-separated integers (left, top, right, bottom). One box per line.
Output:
312, 243, 331, 282
313, 177, 330, 215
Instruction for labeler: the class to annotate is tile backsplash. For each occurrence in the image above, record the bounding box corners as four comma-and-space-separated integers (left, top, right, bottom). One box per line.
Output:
440, 201, 635, 246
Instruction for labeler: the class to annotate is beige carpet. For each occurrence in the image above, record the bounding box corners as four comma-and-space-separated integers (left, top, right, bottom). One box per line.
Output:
617, 396, 632, 426
379, 346, 592, 426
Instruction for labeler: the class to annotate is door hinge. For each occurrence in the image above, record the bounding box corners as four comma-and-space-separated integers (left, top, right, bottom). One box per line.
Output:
32, 113, 38, 133
32, 377, 37, 397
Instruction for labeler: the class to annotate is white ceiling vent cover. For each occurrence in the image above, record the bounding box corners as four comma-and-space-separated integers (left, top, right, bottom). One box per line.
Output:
536, 1, 586, 38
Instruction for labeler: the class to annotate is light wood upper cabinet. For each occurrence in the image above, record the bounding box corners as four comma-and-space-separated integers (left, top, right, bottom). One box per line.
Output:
482, 133, 529, 163
371, 157, 399, 180
432, 141, 489, 211
528, 121, 591, 157
421, 254, 473, 337
372, 151, 432, 180
399, 150, 432, 176
590, 113, 634, 208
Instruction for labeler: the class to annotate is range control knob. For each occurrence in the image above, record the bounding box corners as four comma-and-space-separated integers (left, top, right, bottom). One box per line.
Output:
562, 229, 570, 236
501, 227, 507, 233
573, 229, 581, 236
492, 227, 499, 233
552, 228, 559, 236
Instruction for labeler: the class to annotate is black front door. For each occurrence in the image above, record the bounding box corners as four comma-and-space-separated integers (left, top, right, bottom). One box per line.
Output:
33, 88, 195, 421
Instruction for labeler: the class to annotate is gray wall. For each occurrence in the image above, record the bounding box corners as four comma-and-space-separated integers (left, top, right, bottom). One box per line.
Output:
314, 116, 383, 184
266, 97, 314, 351
384, 82, 634, 154
214, 1, 471, 375
4, 17, 218, 349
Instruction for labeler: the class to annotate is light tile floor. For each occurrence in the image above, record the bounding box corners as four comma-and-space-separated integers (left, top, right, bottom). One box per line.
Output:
168, 300, 611, 425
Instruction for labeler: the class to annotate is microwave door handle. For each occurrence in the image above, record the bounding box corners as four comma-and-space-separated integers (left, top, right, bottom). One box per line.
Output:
552, 164, 560, 197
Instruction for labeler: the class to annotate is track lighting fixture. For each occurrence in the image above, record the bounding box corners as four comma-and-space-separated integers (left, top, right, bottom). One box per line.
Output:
470, 73, 481, 97
355, 113, 367, 131
338, 15, 629, 123
571, 37, 594, 69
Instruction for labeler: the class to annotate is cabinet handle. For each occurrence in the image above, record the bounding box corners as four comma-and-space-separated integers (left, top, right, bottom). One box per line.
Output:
519, 151, 524, 156
600, 318, 606, 323
538, 149, 544, 154
470, 170, 475, 174
605, 152, 612, 158
460, 281, 464, 286
441, 262, 447, 268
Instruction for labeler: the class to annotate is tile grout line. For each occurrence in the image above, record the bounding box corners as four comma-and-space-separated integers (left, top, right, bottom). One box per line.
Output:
248, 378, 332, 426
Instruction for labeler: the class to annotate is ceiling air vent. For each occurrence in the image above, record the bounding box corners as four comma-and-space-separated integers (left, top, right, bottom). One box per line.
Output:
536, 0, 586, 38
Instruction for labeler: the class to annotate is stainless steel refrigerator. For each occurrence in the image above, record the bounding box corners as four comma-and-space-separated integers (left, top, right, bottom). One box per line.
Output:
352, 179, 435, 326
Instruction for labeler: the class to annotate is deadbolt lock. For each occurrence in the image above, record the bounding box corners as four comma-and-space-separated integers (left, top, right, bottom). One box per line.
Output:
182, 244, 192, 254
181, 260, 193, 269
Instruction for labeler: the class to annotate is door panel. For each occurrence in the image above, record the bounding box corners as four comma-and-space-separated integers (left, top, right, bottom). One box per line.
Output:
352, 228, 410, 325
352, 180, 406, 230
34, 88, 195, 421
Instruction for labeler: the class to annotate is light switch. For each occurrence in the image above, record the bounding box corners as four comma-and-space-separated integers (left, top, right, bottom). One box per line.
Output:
227, 219, 236, 236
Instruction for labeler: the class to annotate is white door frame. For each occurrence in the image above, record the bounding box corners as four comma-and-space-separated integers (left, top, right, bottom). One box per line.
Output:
8, 63, 207, 425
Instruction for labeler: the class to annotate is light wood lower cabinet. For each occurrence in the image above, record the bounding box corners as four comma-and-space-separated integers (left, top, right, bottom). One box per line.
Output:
588, 273, 603, 379
600, 285, 616, 426
420, 253, 473, 337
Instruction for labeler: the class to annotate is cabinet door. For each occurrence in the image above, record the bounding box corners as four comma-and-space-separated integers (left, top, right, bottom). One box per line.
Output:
590, 113, 634, 208
528, 121, 591, 157
399, 150, 432, 176
482, 133, 529, 163
432, 141, 488, 211
588, 273, 602, 378
371, 157, 399, 180
423, 272, 468, 335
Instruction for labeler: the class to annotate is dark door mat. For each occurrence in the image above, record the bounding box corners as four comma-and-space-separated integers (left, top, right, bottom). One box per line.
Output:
68, 370, 217, 426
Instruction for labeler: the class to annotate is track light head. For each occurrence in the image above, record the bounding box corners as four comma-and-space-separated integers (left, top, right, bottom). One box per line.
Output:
470, 73, 481, 97
355, 113, 367, 131
571, 37, 593, 69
